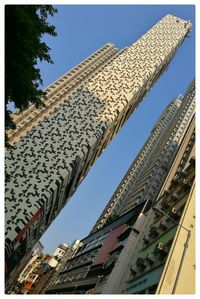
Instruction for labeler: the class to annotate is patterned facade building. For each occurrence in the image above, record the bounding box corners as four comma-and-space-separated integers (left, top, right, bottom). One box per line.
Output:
5, 14, 192, 282
45, 81, 195, 294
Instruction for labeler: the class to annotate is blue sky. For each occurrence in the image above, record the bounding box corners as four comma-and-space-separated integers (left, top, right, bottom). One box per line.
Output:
35, 5, 195, 254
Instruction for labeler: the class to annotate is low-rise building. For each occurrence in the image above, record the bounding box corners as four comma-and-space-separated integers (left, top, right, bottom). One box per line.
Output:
45, 201, 151, 294
42, 240, 81, 294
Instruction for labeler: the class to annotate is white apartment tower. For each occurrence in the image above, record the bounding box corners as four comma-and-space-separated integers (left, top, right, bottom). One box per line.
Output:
5, 15, 192, 281
91, 80, 195, 232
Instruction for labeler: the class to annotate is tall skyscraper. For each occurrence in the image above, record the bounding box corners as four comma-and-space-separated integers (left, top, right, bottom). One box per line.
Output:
5, 14, 192, 282
99, 81, 195, 294
44, 80, 195, 294
91, 81, 195, 232
110, 116, 195, 294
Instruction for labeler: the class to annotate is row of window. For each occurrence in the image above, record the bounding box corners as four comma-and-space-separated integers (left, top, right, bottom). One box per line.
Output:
64, 248, 99, 271
95, 105, 178, 225
46, 44, 114, 92
10, 46, 117, 140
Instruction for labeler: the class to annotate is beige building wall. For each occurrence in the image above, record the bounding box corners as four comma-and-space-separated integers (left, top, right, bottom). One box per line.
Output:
156, 182, 195, 294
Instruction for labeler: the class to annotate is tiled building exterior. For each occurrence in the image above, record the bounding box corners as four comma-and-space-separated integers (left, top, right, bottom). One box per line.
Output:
5, 15, 192, 281
45, 81, 195, 294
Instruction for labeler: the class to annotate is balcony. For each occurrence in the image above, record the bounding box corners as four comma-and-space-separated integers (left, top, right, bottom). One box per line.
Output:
45, 277, 98, 293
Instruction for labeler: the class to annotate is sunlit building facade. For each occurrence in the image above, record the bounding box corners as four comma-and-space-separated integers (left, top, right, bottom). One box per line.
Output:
45, 81, 195, 294
5, 14, 192, 284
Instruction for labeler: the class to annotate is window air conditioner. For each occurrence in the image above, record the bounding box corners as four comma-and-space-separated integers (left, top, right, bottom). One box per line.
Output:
171, 207, 177, 214
170, 206, 181, 220
157, 242, 164, 251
